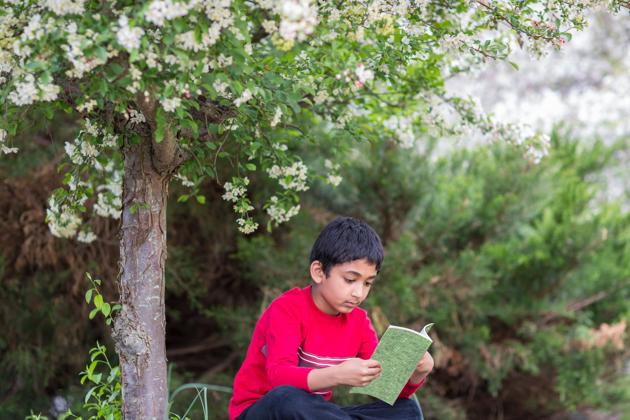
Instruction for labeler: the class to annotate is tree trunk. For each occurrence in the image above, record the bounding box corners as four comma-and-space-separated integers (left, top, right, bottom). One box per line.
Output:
113, 135, 169, 419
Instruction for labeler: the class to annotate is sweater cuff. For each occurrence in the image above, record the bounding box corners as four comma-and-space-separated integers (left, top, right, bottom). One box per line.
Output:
399, 377, 426, 398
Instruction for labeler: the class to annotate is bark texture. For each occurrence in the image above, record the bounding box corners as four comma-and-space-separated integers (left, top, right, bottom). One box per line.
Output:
113, 129, 182, 419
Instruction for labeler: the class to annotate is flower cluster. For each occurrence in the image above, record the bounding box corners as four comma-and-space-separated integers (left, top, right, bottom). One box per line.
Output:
0, 129, 18, 155
62, 22, 109, 78
161, 97, 182, 113
335, 64, 374, 89
266, 196, 300, 225
93, 170, 123, 219
270, 107, 283, 127
116, 15, 144, 52
222, 177, 259, 234
8, 74, 60, 106
174, 173, 195, 187
46, 196, 83, 239
46, 119, 122, 241
267, 161, 309, 191
278, 0, 318, 42
383, 115, 416, 148
45, 0, 86, 16
145, 0, 192, 27
234, 89, 253, 107
324, 159, 342, 187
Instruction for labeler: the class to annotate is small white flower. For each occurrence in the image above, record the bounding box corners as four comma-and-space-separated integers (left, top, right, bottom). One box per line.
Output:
77, 230, 97, 243
8, 74, 38, 106
161, 97, 182, 112
175, 173, 195, 187
234, 89, 253, 107
270, 107, 282, 127
327, 174, 342, 187
237, 218, 258, 234
45, 0, 86, 16
355, 64, 374, 84
116, 15, 145, 51
77, 99, 97, 113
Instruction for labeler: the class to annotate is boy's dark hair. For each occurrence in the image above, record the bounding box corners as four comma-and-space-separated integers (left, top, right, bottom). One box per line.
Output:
309, 217, 384, 276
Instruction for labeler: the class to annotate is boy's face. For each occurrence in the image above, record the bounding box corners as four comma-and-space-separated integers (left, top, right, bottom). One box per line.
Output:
310, 258, 378, 315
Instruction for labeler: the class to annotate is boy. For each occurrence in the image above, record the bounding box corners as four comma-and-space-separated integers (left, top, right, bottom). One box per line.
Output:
229, 217, 434, 419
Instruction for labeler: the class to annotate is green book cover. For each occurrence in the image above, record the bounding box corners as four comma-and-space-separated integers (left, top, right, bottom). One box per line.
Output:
349, 323, 434, 405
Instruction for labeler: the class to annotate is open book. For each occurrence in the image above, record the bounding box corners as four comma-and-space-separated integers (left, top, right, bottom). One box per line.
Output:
349, 323, 434, 405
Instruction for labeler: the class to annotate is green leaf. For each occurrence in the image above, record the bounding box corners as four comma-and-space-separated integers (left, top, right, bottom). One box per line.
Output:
101, 303, 111, 317
245, 163, 256, 171
94, 294, 103, 309
89, 308, 99, 320
84, 386, 95, 403
196, 195, 206, 204
85, 289, 93, 304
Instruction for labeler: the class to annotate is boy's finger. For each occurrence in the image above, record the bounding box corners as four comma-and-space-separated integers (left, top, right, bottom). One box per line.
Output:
366, 367, 381, 375
366, 359, 381, 368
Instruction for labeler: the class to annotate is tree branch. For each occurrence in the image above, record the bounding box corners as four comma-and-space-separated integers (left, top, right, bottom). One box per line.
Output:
136, 93, 186, 175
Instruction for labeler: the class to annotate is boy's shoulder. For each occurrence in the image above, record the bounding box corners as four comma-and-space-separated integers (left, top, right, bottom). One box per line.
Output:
267, 286, 308, 311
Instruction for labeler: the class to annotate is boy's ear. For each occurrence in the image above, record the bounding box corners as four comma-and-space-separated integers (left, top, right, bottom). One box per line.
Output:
310, 261, 326, 285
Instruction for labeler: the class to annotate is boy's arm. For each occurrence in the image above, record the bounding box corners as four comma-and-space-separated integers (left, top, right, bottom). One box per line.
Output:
307, 358, 381, 391
264, 301, 314, 391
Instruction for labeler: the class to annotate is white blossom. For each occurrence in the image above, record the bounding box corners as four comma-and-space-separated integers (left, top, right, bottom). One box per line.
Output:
77, 230, 97, 243
93, 170, 122, 219
383, 115, 416, 148
39, 82, 60, 101
0, 129, 18, 155
45, 0, 86, 16
46, 197, 82, 238
77, 99, 97, 113
266, 196, 300, 224
175, 173, 195, 187
161, 97, 182, 112
116, 15, 145, 52
222, 179, 248, 202
22, 14, 45, 41
8, 74, 38, 106
145, 0, 191, 27
234, 89, 253, 107
355, 64, 374, 84
236, 217, 259, 234
213, 80, 231, 98
270, 107, 283, 127
278, 0, 318, 42
127, 109, 146, 125
326, 174, 342, 186
267, 161, 309, 191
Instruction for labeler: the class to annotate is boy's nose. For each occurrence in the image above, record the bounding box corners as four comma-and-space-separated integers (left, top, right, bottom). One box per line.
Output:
351, 284, 363, 298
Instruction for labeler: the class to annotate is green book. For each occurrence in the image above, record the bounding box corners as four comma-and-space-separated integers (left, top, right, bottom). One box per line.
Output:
349, 323, 434, 405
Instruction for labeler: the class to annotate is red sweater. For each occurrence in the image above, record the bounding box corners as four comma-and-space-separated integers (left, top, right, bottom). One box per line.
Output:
228, 285, 424, 420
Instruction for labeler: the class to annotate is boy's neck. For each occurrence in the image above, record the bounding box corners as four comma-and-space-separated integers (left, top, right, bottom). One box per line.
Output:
310, 285, 340, 316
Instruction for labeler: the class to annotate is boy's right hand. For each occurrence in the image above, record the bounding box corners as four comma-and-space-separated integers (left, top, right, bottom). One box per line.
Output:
336, 358, 381, 387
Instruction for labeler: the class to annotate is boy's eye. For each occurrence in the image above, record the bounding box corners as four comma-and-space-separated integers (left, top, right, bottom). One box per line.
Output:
344, 278, 355, 283
366, 282, 373, 287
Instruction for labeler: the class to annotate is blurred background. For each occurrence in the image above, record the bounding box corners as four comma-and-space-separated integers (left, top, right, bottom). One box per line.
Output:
1, 11, 629, 420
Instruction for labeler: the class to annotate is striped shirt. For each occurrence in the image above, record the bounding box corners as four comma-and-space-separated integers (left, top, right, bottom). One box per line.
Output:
228, 285, 424, 420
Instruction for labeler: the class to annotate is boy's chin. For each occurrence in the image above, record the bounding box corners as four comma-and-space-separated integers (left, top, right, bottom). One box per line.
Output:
338, 303, 358, 313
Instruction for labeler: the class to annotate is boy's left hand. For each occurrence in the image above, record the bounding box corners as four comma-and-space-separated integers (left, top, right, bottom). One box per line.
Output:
409, 352, 434, 384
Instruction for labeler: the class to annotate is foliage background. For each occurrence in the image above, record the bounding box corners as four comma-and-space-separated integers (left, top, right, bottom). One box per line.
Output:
1, 4, 630, 420
1, 125, 629, 419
